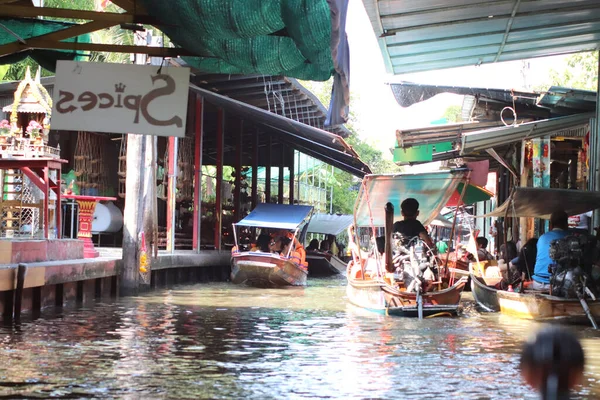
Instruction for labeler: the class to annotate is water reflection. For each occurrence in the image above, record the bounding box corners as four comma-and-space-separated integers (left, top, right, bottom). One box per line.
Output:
0, 278, 598, 398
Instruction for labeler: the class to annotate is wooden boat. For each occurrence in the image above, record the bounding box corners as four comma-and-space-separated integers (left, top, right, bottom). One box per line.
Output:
471, 262, 600, 324
496, 290, 600, 324
305, 251, 347, 276
470, 274, 500, 312
346, 170, 470, 318
231, 252, 308, 287
469, 187, 600, 326
230, 203, 313, 288
347, 260, 468, 316
305, 213, 353, 277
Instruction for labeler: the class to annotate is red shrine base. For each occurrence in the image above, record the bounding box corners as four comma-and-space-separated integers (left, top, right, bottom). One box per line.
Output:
0, 239, 84, 265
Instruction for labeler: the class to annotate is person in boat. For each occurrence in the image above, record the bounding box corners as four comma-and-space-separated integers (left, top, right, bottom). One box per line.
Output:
280, 235, 307, 267
393, 198, 436, 252
306, 239, 320, 252
326, 234, 340, 257
269, 236, 283, 253
319, 240, 332, 254
509, 238, 538, 281
532, 210, 569, 291
499, 240, 518, 263
252, 234, 271, 252
436, 239, 449, 255
468, 237, 494, 261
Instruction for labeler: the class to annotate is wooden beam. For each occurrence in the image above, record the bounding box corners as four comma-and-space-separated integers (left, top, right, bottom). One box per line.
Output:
0, 5, 156, 24
22, 39, 196, 57
109, 0, 148, 15
0, 20, 116, 57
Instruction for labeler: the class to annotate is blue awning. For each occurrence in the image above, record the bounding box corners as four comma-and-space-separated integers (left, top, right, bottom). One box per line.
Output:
354, 170, 467, 227
236, 203, 314, 230
307, 213, 353, 236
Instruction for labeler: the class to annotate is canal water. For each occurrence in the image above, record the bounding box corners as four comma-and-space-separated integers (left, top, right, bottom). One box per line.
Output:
1, 277, 600, 399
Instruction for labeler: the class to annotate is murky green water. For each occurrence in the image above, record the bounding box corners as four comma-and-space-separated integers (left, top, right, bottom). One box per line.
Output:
1, 277, 600, 399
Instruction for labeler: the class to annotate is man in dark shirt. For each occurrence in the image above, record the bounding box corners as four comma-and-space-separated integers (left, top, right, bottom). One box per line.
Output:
393, 198, 436, 251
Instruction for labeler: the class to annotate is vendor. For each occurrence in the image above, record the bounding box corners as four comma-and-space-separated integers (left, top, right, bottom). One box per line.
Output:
393, 198, 436, 251
532, 211, 569, 291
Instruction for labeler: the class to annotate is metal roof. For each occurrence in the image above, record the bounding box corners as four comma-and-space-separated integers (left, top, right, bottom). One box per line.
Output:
189, 84, 371, 177
538, 86, 597, 116
461, 112, 593, 154
363, 0, 600, 74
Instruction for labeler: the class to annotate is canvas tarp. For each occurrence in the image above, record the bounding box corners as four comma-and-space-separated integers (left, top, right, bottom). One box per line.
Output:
481, 188, 600, 219
307, 213, 353, 235
236, 203, 314, 230
354, 170, 467, 227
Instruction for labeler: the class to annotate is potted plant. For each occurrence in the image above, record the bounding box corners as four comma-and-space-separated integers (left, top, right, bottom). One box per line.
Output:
26, 120, 43, 145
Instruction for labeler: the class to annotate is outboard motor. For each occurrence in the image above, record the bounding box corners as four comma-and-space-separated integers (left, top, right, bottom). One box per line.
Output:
391, 232, 438, 293
549, 234, 599, 299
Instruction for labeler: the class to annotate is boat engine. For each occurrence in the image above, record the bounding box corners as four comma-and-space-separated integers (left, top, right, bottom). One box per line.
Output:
391, 233, 438, 293
549, 234, 600, 299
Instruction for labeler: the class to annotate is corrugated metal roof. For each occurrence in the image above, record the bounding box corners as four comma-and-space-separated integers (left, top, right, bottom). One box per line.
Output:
363, 0, 600, 74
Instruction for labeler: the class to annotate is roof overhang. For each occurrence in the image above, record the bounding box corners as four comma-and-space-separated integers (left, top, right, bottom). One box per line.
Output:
189, 84, 371, 178
363, 0, 600, 75
482, 187, 600, 219
461, 112, 593, 154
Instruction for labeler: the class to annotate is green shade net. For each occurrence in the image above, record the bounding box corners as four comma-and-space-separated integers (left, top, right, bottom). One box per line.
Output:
0, 18, 90, 71
139, 0, 334, 81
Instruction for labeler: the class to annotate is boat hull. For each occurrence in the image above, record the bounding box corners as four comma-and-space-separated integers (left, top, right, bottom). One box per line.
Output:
346, 261, 467, 317
306, 252, 346, 277
231, 252, 308, 287
470, 274, 500, 312
496, 290, 600, 324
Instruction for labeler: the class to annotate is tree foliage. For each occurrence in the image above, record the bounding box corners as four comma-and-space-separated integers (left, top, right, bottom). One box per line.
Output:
298, 79, 400, 214
442, 105, 462, 123
535, 51, 598, 92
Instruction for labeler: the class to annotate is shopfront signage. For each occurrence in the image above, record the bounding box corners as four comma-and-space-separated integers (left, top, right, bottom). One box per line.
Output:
51, 61, 190, 137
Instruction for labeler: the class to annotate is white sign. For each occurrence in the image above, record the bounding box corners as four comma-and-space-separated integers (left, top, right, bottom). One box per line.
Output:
51, 61, 190, 137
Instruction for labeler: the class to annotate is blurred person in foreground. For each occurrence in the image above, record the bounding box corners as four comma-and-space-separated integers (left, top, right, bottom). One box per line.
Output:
520, 326, 585, 400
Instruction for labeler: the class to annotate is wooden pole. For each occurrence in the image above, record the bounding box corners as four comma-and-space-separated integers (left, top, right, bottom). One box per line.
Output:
166, 136, 177, 253
265, 134, 271, 203
288, 148, 295, 204
13, 264, 26, 319
193, 95, 204, 252
214, 108, 224, 250
122, 133, 144, 294
384, 202, 394, 273
121, 30, 151, 295
234, 119, 243, 221
278, 144, 284, 204
251, 129, 259, 209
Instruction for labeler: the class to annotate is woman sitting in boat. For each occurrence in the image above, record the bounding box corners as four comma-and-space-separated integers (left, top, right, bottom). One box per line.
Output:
393, 198, 436, 253
280, 235, 307, 268
306, 239, 320, 252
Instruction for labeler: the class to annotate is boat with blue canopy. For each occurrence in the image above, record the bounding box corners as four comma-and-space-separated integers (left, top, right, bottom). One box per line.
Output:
347, 170, 469, 318
305, 213, 354, 276
230, 203, 314, 287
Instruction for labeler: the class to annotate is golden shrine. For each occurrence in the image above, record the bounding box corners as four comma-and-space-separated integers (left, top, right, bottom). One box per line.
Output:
1, 67, 58, 159
0, 67, 64, 239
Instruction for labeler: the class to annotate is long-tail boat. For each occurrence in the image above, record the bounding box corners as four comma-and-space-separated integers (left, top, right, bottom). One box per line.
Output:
231, 203, 313, 287
470, 187, 600, 326
346, 170, 470, 318
305, 213, 353, 276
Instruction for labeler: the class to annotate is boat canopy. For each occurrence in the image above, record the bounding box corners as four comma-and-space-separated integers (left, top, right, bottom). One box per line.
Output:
307, 214, 354, 236
481, 188, 600, 219
354, 170, 467, 227
430, 214, 452, 228
235, 203, 314, 230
